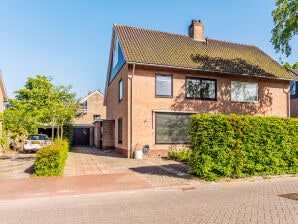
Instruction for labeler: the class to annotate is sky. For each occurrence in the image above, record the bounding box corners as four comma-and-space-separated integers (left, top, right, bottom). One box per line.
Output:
0, 0, 297, 99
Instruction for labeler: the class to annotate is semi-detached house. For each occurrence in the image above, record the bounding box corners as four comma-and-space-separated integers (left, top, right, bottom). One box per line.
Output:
104, 20, 296, 158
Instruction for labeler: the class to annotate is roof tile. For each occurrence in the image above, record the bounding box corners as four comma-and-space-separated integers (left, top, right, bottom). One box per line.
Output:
115, 24, 295, 80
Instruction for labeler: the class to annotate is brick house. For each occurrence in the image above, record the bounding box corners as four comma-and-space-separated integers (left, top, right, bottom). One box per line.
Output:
104, 20, 296, 158
0, 71, 8, 138
289, 69, 298, 117
72, 90, 106, 146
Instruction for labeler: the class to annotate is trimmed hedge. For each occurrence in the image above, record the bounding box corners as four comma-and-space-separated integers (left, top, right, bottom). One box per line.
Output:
189, 114, 298, 181
33, 139, 69, 176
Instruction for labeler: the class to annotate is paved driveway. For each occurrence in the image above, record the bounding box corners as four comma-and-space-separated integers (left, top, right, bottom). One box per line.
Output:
64, 147, 192, 187
0, 151, 35, 179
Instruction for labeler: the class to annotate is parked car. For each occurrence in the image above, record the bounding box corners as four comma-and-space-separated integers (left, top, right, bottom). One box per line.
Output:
23, 134, 51, 153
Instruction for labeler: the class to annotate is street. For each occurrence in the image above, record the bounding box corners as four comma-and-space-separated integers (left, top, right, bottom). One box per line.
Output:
0, 177, 297, 224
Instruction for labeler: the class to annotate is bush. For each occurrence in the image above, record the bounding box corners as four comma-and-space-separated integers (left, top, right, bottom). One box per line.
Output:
189, 114, 298, 181
33, 139, 69, 176
168, 147, 191, 163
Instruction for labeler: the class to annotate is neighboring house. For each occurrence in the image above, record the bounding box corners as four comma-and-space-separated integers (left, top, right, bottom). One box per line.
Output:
0, 71, 8, 138
104, 20, 296, 158
72, 90, 106, 146
289, 69, 298, 117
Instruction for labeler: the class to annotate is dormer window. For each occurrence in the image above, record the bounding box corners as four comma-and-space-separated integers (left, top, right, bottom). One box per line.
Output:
112, 35, 119, 69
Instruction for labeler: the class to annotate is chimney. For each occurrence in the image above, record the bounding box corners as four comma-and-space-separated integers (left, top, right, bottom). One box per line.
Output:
188, 19, 205, 41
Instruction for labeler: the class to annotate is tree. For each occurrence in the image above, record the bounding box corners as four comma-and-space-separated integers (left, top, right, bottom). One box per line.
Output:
271, 0, 298, 57
3, 75, 78, 144
283, 61, 298, 69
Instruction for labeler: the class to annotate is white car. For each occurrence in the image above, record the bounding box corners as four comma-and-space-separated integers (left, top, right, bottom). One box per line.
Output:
23, 134, 51, 153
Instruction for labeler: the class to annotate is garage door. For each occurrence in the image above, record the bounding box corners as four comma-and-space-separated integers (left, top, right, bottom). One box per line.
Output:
72, 128, 90, 146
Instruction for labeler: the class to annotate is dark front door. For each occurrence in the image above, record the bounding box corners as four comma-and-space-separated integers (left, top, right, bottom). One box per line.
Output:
72, 128, 90, 146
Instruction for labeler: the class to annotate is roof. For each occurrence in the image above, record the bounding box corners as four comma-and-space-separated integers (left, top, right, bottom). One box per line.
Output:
114, 24, 295, 80
289, 69, 298, 77
79, 90, 104, 103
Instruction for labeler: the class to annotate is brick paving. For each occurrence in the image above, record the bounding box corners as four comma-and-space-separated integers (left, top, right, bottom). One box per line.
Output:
65, 147, 192, 187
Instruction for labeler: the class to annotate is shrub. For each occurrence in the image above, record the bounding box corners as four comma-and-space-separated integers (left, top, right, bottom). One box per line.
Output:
33, 139, 69, 176
168, 147, 191, 163
189, 114, 298, 181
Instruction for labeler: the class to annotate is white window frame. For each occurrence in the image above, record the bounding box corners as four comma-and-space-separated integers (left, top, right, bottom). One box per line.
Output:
231, 81, 258, 103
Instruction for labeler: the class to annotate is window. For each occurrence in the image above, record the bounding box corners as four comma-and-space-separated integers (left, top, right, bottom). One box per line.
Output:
119, 79, 123, 101
79, 101, 87, 109
290, 81, 296, 96
155, 74, 172, 97
93, 115, 101, 121
118, 118, 122, 144
186, 77, 216, 100
155, 112, 193, 144
231, 81, 258, 102
112, 36, 119, 69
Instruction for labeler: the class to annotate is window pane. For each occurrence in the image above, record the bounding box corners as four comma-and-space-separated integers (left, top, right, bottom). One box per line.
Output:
201, 80, 216, 99
119, 80, 123, 101
231, 81, 258, 102
231, 81, 244, 102
156, 75, 172, 96
155, 113, 192, 143
186, 78, 201, 98
112, 36, 119, 69
243, 83, 257, 102
290, 81, 296, 95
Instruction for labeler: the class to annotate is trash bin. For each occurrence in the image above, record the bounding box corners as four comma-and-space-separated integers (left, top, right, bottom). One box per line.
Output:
134, 150, 142, 159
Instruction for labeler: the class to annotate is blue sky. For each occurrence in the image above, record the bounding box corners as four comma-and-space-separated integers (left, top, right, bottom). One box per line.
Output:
0, 0, 297, 99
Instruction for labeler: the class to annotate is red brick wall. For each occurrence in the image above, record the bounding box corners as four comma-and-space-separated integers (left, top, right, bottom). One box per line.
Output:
106, 64, 290, 157
105, 64, 130, 155
102, 120, 115, 150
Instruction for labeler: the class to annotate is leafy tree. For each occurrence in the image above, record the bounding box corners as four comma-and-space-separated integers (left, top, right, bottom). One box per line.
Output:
283, 62, 292, 68
3, 75, 78, 145
271, 0, 298, 57
283, 61, 298, 69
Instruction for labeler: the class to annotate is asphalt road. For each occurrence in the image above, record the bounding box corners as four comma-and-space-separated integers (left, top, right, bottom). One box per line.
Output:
0, 177, 297, 224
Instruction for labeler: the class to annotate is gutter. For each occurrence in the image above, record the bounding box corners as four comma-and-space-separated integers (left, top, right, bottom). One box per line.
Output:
126, 61, 295, 81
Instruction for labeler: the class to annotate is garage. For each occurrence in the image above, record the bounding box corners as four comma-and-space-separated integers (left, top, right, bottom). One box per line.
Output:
72, 124, 93, 146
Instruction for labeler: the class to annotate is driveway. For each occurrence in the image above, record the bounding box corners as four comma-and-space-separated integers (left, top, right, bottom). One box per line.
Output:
0, 151, 35, 179
64, 147, 192, 187
0, 147, 192, 187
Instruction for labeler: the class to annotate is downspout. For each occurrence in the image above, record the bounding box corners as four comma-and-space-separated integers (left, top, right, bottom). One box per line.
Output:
130, 63, 136, 158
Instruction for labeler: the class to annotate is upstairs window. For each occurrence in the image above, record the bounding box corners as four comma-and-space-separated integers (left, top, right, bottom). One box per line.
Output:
93, 115, 101, 121
155, 74, 173, 97
186, 77, 216, 100
79, 101, 87, 110
112, 36, 119, 69
290, 81, 296, 96
231, 81, 258, 102
119, 79, 123, 101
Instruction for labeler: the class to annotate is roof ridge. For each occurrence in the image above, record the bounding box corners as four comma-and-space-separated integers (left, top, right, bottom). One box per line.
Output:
114, 24, 256, 48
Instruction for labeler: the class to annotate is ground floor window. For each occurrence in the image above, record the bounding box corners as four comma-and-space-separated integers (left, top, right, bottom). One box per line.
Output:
118, 118, 122, 144
155, 112, 193, 144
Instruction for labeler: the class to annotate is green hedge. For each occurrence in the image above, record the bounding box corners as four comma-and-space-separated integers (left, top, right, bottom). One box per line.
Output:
33, 139, 69, 176
189, 114, 298, 181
